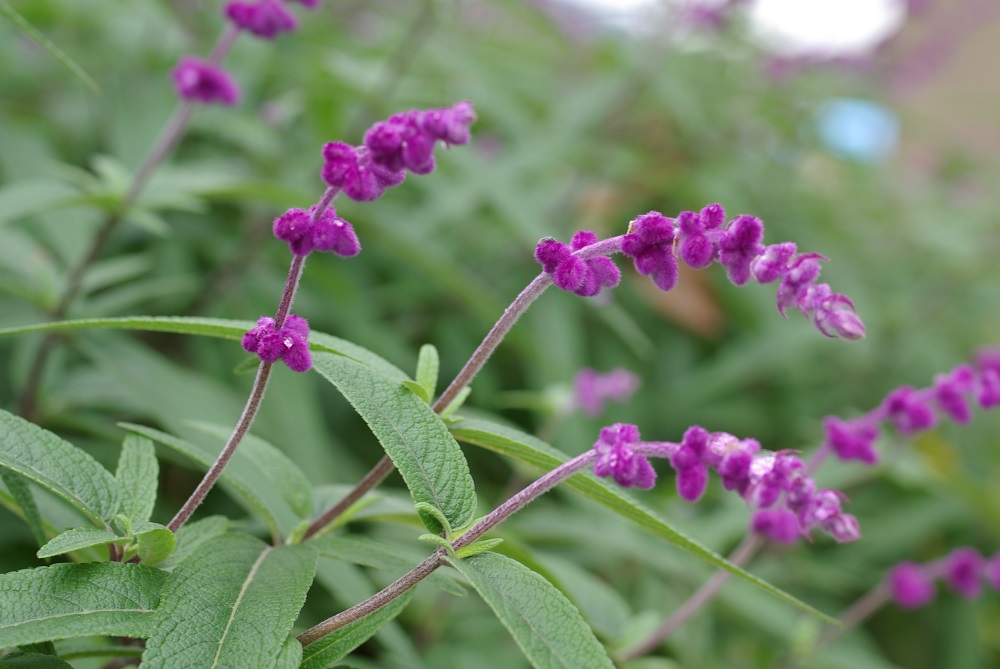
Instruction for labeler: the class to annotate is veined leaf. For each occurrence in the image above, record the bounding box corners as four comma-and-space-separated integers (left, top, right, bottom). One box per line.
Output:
448, 552, 615, 669
299, 591, 412, 669
0, 316, 408, 382
0, 409, 118, 524
120, 424, 305, 542
450, 418, 836, 624
36, 527, 120, 559
115, 434, 158, 525
311, 353, 477, 534
274, 637, 303, 669
143, 533, 317, 669
415, 344, 439, 401
132, 522, 176, 566
158, 516, 228, 570
0, 562, 166, 647
0, 470, 47, 550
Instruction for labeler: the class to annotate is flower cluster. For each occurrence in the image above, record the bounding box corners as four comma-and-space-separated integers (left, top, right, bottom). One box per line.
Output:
590, 423, 859, 544
241, 314, 312, 372
535, 232, 621, 297
822, 351, 1000, 464
887, 547, 1000, 609
321, 102, 476, 202
573, 367, 640, 417
272, 205, 361, 258
171, 57, 241, 106
225, 0, 298, 39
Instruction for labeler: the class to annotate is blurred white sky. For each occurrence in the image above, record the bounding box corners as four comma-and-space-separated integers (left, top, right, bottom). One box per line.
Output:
570, 0, 907, 55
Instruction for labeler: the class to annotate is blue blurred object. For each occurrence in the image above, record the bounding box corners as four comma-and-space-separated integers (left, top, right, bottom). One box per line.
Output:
816, 98, 899, 162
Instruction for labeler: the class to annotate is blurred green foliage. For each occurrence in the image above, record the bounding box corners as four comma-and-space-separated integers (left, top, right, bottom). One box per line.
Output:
1, 0, 999, 667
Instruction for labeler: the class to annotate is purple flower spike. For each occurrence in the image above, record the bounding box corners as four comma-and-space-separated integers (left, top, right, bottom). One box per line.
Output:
802, 284, 866, 340
311, 207, 361, 257
750, 242, 797, 284
676, 463, 709, 502
824, 416, 880, 464
945, 547, 984, 598
321, 143, 402, 202
934, 365, 975, 424
751, 508, 801, 544
592, 423, 657, 490
172, 56, 240, 106
675, 208, 721, 269
241, 314, 312, 372
718, 215, 764, 286
883, 386, 937, 434
225, 0, 298, 39
621, 211, 679, 292
887, 562, 936, 609
273, 208, 313, 256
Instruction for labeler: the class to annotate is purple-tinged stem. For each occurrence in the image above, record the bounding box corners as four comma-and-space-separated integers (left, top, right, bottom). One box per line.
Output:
620, 533, 765, 660
299, 451, 598, 644
168, 360, 274, 535
817, 584, 889, 646
300, 455, 396, 541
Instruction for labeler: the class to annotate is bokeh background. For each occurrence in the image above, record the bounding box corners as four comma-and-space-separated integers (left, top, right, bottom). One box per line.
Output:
2, 1, 1000, 667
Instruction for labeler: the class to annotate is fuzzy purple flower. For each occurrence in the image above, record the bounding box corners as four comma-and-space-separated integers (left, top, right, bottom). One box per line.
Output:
934, 365, 975, 424
717, 214, 764, 286
799, 283, 866, 341
887, 562, 936, 609
620, 211, 679, 291
321, 142, 404, 202
172, 56, 240, 106
774, 253, 824, 317
944, 547, 984, 599
750, 242, 797, 284
883, 386, 937, 434
823, 416, 879, 464
980, 368, 1000, 409
272, 205, 360, 257
573, 367, 640, 416
592, 423, 656, 490
242, 314, 312, 372
535, 232, 620, 297
751, 508, 801, 543
225, 0, 297, 39
675, 204, 724, 269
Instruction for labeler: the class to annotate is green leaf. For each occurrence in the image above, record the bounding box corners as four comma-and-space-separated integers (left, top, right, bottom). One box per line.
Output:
401, 380, 430, 404
36, 527, 120, 559
0, 562, 166, 647
0, 316, 408, 382
311, 353, 477, 535
415, 344, 439, 401
0, 652, 75, 669
454, 538, 505, 559
274, 636, 303, 669
439, 386, 472, 420
120, 424, 306, 542
309, 535, 466, 596
143, 533, 317, 669
299, 591, 413, 669
158, 516, 228, 570
450, 418, 835, 624
0, 409, 118, 524
448, 552, 616, 669
186, 421, 313, 519
0, 1, 99, 93
132, 522, 176, 566
115, 434, 158, 525
0, 470, 47, 550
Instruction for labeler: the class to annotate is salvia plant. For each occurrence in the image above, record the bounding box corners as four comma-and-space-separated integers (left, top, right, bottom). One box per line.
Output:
1, 2, 998, 668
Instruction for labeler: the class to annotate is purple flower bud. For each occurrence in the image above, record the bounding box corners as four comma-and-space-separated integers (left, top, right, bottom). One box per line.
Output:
798, 489, 843, 527
979, 369, 1000, 409
887, 562, 936, 609
592, 423, 656, 490
225, 0, 297, 39
883, 386, 937, 434
534, 234, 619, 298
750, 242, 797, 284
240, 314, 312, 372
934, 365, 975, 424
675, 208, 721, 269
823, 416, 880, 464
775, 253, 824, 317
364, 118, 408, 172
676, 463, 708, 502
680, 425, 710, 459
420, 101, 477, 145
718, 449, 753, 493
241, 316, 275, 354
310, 208, 361, 257
717, 215, 764, 286
273, 208, 313, 256
621, 211, 679, 292
172, 56, 240, 106
800, 284, 866, 340
821, 512, 861, 543
283, 313, 310, 339
281, 330, 312, 372
751, 508, 801, 543
945, 547, 984, 598
321, 143, 399, 202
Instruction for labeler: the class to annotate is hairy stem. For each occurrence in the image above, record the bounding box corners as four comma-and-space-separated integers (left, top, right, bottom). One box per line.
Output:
620, 533, 765, 660
168, 361, 274, 535
300, 455, 396, 541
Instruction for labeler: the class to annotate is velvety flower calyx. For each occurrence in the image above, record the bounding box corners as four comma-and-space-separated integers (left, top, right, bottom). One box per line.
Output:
272, 205, 360, 257
717, 214, 764, 286
535, 232, 620, 297
592, 423, 656, 490
225, 0, 297, 39
242, 314, 312, 372
172, 56, 240, 106
887, 562, 936, 609
823, 416, 879, 464
621, 211, 678, 291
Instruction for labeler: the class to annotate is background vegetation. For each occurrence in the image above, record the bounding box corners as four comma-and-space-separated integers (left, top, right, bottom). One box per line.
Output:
1, 1, 999, 667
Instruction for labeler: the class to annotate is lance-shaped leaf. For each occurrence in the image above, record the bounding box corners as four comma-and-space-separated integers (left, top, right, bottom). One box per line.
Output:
300, 591, 413, 669
143, 533, 317, 669
0, 470, 47, 550
311, 353, 477, 534
0, 409, 118, 524
115, 434, 158, 525
120, 424, 305, 541
448, 552, 615, 669
450, 418, 836, 623
0, 316, 408, 382
36, 527, 121, 559
0, 562, 166, 647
